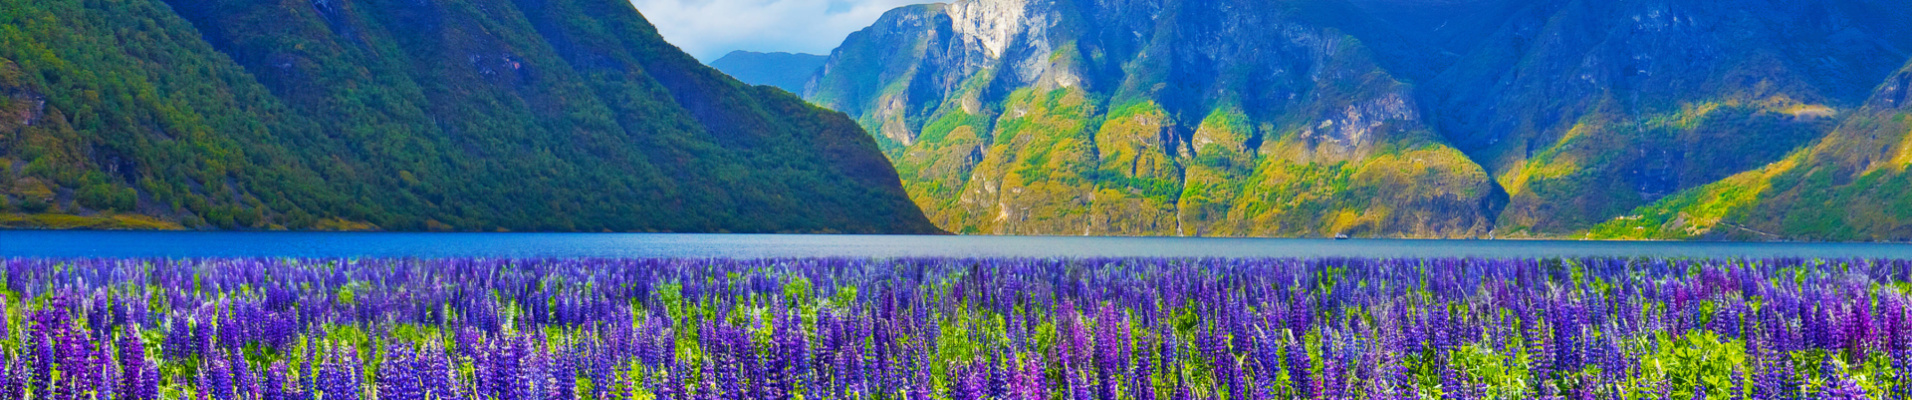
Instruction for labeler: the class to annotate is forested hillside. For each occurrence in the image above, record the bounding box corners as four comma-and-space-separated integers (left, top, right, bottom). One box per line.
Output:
1590, 59, 1912, 240
0, 0, 936, 233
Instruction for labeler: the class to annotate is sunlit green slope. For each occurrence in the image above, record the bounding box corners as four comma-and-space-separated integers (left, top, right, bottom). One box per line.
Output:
1589, 59, 1912, 241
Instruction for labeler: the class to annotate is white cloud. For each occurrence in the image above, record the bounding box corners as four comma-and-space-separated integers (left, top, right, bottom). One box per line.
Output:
630, 0, 927, 61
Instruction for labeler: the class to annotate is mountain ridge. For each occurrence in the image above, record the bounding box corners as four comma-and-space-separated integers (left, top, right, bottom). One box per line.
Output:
805, 0, 1912, 240
708, 51, 828, 94
0, 0, 938, 233
804, 0, 1512, 237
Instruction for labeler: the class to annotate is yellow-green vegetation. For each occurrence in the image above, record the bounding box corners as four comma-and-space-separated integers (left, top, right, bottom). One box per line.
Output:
1491, 100, 1838, 237
889, 110, 995, 226
810, 10, 1504, 237
1584, 60, 1912, 241
945, 88, 1101, 235
1090, 100, 1184, 234
880, 80, 1500, 237
1896, 123, 1912, 167
1736, 108, 1912, 241
1211, 139, 1494, 237
1417, 0, 1912, 239
0, 212, 182, 229
802, 0, 1912, 239
1584, 154, 1801, 240
1175, 107, 1257, 235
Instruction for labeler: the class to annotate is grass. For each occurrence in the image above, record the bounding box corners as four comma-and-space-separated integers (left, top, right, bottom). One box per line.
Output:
0, 212, 185, 229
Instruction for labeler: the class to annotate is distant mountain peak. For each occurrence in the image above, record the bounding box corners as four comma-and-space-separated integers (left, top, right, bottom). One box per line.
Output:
708, 51, 828, 94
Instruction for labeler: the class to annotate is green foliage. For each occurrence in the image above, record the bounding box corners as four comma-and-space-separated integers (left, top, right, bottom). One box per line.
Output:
917, 111, 992, 145
0, 0, 935, 233
74, 183, 135, 212
1642, 330, 1746, 399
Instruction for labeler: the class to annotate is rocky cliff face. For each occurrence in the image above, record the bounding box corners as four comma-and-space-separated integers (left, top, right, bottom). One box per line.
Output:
808, 0, 1501, 237
812, 0, 1912, 239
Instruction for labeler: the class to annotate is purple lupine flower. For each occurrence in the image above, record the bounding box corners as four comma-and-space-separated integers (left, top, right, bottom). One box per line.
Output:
119, 325, 157, 400
949, 363, 986, 400
263, 362, 289, 400
553, 344, 578, 400
6, 256, 1912, 399
523, 340, 550, 400
1171, 372, 1193, 400
1553, 303, 1583, 372
989, 352, 1010, 399
1528, 319, 1555, 388
1285, 341, 1311, 399
1819, 375, 1868, 400
205, 354, 237, 400
377, 346, 421, 400
422, 349, 460, 400
230, 349, 258, 400
1441, 362, 1462, 400
302, 343, 320, 400
199, 361, 216, 400
319, 346, 362, 400
1132, 347, 1155, 400
1012, 354, 1044, 400
0, 356, 18, 400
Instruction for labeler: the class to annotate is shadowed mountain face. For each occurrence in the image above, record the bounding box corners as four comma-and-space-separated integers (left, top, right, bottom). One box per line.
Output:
1424, 0, 1912, 236
709, 51, 829, 94
807, 0, 1912, 239
1588, 59, 1912, 241
0, 0, 936, 233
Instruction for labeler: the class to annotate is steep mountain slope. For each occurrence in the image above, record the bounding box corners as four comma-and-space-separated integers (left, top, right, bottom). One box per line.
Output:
709, 51, 828, 94
1590, 59, 1912, 241
810, 0, 1912, 239
1425, 0, 1912, 236
0, 0, 936, 233
806, 0, 1499, 236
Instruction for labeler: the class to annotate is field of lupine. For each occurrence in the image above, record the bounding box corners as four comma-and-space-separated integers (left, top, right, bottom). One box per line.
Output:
1, 257, 1910, 400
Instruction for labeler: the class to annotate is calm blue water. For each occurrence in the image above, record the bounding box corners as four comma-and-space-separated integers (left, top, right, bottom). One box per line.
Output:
3, 231, 1912, 259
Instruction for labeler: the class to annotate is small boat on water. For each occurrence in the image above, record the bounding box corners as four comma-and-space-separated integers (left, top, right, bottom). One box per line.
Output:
1334, 233, 1350, 240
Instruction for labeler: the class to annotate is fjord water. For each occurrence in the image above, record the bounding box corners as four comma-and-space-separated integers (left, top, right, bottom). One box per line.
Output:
4, 231, 1912, 259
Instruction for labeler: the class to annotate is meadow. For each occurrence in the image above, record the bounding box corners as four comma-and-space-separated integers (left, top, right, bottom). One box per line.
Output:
1, 257, 1906, 399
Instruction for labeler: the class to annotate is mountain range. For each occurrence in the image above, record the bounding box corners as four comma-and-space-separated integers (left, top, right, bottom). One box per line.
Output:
8, 0, 1910, 239
0, 0, 936, 233
709, 51, 828, 94
796, 0, 1912, 240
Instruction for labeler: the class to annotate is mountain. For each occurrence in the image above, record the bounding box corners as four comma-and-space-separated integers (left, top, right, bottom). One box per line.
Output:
1590, 58, 1912, 241
807, 0, 1912, 239
709, 51, 829, 94
1422, 0, 1912, 237
805, 0, 1508, 237
0, 0, 937, 233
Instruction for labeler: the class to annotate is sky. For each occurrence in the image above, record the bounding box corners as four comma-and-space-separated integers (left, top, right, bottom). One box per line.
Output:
630, 0, 926, 61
